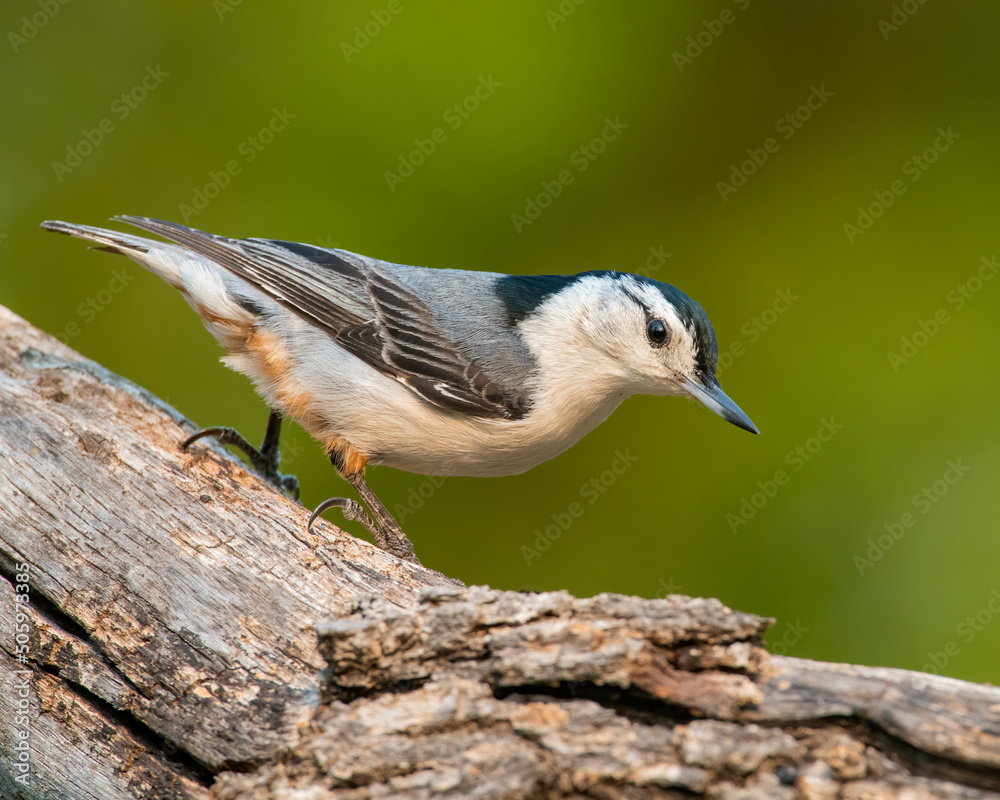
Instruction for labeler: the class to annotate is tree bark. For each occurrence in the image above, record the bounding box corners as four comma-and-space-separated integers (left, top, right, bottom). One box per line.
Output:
0, 304, 997, 800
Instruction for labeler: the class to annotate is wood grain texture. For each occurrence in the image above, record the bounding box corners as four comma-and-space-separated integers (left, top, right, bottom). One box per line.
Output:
1, 304, 998, 800
0, 306, 458, 799
217, 587, 1000, 799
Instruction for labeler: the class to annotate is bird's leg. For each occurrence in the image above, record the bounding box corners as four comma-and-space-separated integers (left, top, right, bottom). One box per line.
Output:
182, 409, 300, 499
346, 471, 419, 564
310, 443, 421, 565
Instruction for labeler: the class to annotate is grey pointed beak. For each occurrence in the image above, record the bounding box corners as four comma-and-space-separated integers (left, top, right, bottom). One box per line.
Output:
681, 377, 759, 435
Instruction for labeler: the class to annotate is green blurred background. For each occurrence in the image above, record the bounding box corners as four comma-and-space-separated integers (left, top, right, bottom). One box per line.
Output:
3, 2, 998, 682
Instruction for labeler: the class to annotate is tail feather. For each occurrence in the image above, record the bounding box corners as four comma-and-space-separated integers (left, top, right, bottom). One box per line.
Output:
41, 218, 257, 350
41, 220, 153, 255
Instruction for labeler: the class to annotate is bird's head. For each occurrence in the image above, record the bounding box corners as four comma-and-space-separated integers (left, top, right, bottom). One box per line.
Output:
593, 272, 758, 434
513, 272, 758, 434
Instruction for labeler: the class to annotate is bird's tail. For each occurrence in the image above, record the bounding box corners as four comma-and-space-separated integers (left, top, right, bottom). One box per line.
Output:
41, 218, 256, 351
41, 219, 192, 289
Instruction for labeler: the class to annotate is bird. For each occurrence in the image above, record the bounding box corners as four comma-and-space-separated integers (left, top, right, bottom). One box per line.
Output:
42, 216, 758, 565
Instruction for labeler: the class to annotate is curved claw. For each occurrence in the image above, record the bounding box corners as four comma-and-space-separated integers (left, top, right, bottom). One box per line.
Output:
308, 496, 379, 536
181, 426, 230, 450
308, 497, 347, 531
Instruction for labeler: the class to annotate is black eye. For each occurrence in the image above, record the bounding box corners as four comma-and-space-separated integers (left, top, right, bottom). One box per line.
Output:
647, 318, 668, 346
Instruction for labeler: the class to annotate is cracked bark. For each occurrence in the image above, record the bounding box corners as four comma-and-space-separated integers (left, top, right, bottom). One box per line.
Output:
0, 304, 998, 800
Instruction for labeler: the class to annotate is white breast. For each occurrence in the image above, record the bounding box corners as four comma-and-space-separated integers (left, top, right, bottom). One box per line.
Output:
230, 303, 630, 478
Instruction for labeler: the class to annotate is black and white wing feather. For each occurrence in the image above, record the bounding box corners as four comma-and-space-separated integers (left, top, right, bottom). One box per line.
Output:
117, 216, 523, 420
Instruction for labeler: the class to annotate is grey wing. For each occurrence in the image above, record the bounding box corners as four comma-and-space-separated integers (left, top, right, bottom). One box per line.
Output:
117, 216, 526, 420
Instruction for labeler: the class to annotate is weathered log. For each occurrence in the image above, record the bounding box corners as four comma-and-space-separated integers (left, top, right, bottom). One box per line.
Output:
0, 305, 458, 800
213, 587, 1000, 799
1, 304, 998, 800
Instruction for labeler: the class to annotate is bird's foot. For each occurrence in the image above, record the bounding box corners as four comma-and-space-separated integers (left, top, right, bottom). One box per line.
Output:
182, 424, 300, 500
309, 495, 421, 565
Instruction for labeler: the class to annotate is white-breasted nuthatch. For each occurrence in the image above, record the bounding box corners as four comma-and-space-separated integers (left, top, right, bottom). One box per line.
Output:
42, 217, 758, 564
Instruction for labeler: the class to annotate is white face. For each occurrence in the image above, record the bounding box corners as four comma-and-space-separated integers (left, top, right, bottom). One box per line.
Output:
517, 272, 757, 434
577, 274, 712, 397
